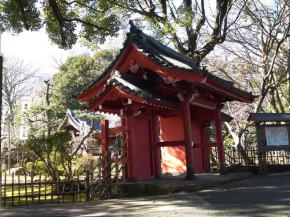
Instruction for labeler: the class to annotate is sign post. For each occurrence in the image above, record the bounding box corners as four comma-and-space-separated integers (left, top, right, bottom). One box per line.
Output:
249, 113, 290, 175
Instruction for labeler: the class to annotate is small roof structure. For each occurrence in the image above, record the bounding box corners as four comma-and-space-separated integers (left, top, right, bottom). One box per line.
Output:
221, 112, 233, 122
61, 109, 100, 135
248, 113, 290, 123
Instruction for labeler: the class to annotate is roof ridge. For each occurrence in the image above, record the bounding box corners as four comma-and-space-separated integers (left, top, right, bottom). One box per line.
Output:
128, 21, 254, 100
129, 21, 198, 69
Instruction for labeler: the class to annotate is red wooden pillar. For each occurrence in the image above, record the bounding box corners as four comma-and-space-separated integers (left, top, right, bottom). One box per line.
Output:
101, 120, 109, 155
215, 110, 226, 174
121, 117, 128, 178
125, 117, 134, 180
182, 101, 195, 180
152, 115, 161, 178
101, 120, 109, 178
201, 123, 210, 172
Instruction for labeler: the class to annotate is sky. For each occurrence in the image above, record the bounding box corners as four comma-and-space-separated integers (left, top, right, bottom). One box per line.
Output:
1, 29, 123, 79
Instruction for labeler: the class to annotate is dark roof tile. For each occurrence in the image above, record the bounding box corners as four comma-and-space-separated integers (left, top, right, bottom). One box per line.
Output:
81, 22, 255, 101
89, 72, 178, 109
248, 113, 290, 122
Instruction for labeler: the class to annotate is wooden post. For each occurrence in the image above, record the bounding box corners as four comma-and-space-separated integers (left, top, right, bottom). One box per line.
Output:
256, 123, 267, 175
258, 151, 264, 174
152, 115, 161, 178
72, 178, 75, 203
56, 176, 60, 203
101, 120, 109, 156
106, 151, 112, 197
51, 176, 54, 203
101, 120, 109, 179
215, 109, 226, 174
121, 117, 127, 181
18, 174, 20, 205
201, 123, 210, 172
44, 176, 47, 202
262, 152, 268, 174
24, 173, 28, 205
125, 117, 134, 180
38, 174, 41, 204
4, 173, 6, 207
31, 174, 34, 204
85, 170, 90, 201
182, 101, 195, 180
77, 175, 81, 202
12, 173, 14, 206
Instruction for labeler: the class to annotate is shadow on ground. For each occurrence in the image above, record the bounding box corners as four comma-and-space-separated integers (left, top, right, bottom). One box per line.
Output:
0, 173, 290, 217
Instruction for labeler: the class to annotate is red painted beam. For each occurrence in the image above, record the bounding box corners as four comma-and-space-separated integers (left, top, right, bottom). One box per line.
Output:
115, 87, 177, 110
203, 79, 254, 103
191, 97, 217, 110
87, 86, 115, 111
156, 140, 185, 147
156, 141, 209, 148
108, 126, 124, 136
78, 75, 110, 102
208, 142, 217, 147
112, 158, 126, 163
95, 107, 120, 115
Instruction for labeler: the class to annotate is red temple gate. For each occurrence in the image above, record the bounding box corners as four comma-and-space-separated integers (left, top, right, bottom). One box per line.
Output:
78, 22, 254, 180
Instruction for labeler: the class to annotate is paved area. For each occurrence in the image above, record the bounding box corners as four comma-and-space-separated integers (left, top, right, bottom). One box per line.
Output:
1, 173, 290, 217
120, 172, 253, 195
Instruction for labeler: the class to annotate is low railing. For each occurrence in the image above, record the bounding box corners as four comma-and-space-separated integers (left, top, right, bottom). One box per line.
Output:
0, 152, 126, 207
1, 173, 88, 207
210, 146, 290, 172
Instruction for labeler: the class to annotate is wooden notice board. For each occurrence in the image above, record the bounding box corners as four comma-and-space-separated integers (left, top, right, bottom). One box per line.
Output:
248, 113, 290, 174
256, 124, 290, 151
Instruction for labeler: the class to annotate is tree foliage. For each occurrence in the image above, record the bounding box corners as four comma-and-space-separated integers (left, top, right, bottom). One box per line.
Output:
19, 51, 111, 179
0, 0, 248, 64
51, 49, 115, 113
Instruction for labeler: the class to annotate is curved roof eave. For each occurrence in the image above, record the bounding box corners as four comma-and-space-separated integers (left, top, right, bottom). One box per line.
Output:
78, 21, 255, 104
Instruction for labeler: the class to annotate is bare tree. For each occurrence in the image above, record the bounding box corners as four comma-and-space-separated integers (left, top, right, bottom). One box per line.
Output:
2, 57, 36, 125
207, 0, 290, 159
121, 0, 249, 64
222, 0, 290, 112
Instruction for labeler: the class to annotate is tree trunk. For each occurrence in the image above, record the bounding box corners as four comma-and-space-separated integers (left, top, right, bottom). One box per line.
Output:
225, 123, 255, 166
287, 37, 290, 104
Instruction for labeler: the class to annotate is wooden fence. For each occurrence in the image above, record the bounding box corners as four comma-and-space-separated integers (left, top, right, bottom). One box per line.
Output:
1, 173, 87, 207
0, 150, 126, 207
210, 146, 290, 172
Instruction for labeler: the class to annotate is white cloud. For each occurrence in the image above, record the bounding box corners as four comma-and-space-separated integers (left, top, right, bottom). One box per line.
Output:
1, 29, 90, 77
